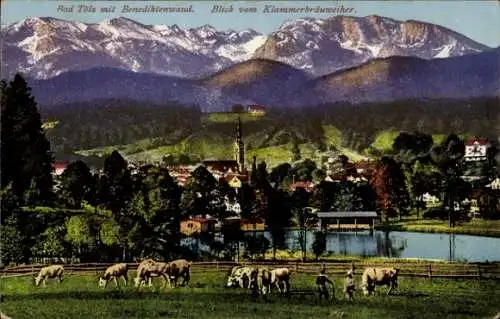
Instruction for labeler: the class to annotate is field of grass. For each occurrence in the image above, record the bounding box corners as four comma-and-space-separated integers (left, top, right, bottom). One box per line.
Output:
1, 270, 499, 318
376, 218, 500, 238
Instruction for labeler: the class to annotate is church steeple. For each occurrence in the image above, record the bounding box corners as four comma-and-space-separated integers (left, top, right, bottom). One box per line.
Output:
234, 116, 245, 173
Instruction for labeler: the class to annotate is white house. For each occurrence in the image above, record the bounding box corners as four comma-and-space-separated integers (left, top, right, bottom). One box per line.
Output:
464, 137, 490, 162
422, 192, 440, 205
224, 196, 241, 215
487, 177, 500, 190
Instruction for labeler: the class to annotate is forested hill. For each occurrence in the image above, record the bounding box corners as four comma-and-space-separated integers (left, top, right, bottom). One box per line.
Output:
40, 97, 499, 166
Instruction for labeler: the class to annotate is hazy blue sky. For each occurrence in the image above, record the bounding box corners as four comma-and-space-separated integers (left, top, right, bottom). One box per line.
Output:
2, 0, 499, 47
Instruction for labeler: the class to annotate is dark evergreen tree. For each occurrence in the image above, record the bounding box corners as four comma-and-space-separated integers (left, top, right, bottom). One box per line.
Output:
1, 74, 54, 205
58, 160, 95, 209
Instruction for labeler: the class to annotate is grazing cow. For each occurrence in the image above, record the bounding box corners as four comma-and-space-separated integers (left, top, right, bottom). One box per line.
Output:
250, 268, 272, 299
0, 312, 11, 319
226, 266, 243, 287
316, 268, 335, 300
134, 259, 169, 288
99, 263, 128, 288
226, 266, 255, 289
269, 268, 291, 295
165, 259, 192, 287
361, 267, 399, 296
34, 265, 64, 287
343, 269, 356, 301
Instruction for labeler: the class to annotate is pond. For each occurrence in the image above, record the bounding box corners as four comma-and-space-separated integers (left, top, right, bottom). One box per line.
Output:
275, 230, 500, 262
183, 230, 500, 262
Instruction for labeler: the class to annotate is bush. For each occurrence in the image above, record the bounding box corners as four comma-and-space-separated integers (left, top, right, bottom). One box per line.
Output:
423, 207, 447, 220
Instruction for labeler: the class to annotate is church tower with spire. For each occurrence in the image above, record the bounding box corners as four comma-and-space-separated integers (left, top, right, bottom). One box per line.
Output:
234, 117, 245, 173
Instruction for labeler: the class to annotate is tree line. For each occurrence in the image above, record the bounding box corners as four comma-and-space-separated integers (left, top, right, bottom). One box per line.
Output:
40, 93, 498, 161
1, 74, 499, 266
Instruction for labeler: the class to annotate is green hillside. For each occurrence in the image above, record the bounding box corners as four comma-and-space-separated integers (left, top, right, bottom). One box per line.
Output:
76, 120, 369, 168
371, 130, 472, 153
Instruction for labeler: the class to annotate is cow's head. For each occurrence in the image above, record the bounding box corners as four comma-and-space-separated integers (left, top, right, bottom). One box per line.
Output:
226, 276, 239, 288
33, 274, 41, 287
390, 268, 399, 288
98, 277, 107, 288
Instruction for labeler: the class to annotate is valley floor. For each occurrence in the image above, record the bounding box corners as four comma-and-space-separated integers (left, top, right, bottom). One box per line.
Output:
1, 271, 499, 318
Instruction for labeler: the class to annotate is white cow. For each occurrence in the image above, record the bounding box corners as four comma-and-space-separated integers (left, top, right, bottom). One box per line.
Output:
361, 267, 399, 296
269, 268, 291, 295
226, 266, 255, 289
34, 265, 64, 287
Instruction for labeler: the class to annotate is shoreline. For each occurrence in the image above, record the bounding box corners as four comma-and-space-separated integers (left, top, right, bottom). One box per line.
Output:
374, 219, 500, 238
280, 220, 500, 238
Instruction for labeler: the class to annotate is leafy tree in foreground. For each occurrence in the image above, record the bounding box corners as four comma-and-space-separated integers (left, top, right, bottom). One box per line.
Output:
371, 156, 410, 221
312, 231, 327, 260
431, 134, 465, 227
0, 216, 26, 265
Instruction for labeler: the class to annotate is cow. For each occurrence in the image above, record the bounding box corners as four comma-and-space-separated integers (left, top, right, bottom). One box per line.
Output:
226, 266, 255, 289
34, 265, 64, 287
249, 268, 272, 299
361, 267, 399, 296
269, 268, 291, 295
99, 263, 128, 288
134, 259, 169, 289
165, 259, 192, 288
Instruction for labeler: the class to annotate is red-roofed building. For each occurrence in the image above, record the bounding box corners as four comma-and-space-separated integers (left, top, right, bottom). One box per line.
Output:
52, 161, 69, 176
289, 181, 315, 192
465, 137, 490, 162
202, 160, 240, 174
247, 104, 266, 116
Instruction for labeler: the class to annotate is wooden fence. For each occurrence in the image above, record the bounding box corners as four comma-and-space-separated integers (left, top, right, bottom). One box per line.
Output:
2, 261, 500, 280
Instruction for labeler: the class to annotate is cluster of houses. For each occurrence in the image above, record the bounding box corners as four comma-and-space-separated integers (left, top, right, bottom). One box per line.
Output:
51, 124, 499, 236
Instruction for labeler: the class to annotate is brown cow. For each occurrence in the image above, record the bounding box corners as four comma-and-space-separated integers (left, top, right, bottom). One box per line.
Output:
165, 259, 192, 287
250, 268, 272, 299
361, 267, 399, 296
99, 263, 128, 288
134, 259, 169, 288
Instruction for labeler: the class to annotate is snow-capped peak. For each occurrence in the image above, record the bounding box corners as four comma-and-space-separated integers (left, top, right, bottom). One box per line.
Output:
254, 15, 490, 76
2, 15, 490, 80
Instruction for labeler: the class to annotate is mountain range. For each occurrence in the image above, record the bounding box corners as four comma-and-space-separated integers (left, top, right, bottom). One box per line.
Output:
2, 15, 491, 80
2, 15, 499, 109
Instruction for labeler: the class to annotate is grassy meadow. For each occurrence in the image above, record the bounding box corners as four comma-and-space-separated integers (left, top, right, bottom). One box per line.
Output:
1, 270, 499, 318
376, 218, 500, 238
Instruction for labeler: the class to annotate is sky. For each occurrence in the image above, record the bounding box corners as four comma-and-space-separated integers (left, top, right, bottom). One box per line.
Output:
2, 0, 500, 47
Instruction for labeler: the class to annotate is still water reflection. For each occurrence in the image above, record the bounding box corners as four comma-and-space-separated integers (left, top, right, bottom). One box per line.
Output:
183, 230, 500, 262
